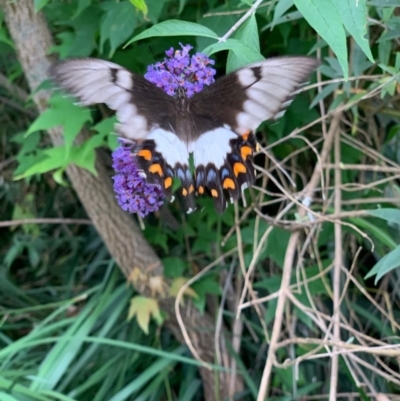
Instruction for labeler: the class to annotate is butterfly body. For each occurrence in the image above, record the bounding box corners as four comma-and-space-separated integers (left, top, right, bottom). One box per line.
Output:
49, 56, 318, 213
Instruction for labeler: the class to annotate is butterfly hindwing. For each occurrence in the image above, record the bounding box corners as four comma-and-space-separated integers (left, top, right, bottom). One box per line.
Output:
189, 56, 319, 211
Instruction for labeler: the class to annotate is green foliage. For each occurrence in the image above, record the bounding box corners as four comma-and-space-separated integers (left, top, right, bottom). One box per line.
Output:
2, 0, 400, 399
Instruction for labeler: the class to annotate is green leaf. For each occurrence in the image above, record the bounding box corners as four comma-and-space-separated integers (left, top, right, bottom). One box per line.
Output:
14, 147, 68, 179
263, 10, 303, 30
0, 391, 20, 401
34, 0, 50, 11
126, 20, 218, 46
293, 0, 348, 79
100, 1, 138, 57
202, 39, 264, 73
272, 0, 294, 28
129, 0, 148, 16
227, 14, 260, 72
69, 138, 99, 176
178, 0, 188, 14
365, 245, 400, 282
334, 0, 374, 63
128, 297, 163, 334
368, 0, 400, 5
349, 217, 397, 249
169, 278, 198, 299
310, 82, 340, 108
162, 257, 187, 278
73, 0, 91, 17
53, 6, 102, 57
365, 208, 400, 224
27, 95, 92, 155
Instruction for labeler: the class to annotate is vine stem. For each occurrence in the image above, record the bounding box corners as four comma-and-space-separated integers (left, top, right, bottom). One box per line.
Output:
330, 115, 343, 401
219, 0, 265, 42
256, 112, 342, 400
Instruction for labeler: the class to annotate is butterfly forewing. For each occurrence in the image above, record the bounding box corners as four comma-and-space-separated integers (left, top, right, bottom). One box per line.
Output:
49, 56, 318, 214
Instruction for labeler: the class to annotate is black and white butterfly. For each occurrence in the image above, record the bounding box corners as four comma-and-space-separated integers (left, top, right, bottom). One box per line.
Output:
49, 56, 318, 213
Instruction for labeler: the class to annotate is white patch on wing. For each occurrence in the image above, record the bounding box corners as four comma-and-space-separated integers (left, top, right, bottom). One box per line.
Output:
106, 91, 131, 110
116, 70, 133, 90
236, 112, 258, 132
115, 114, 148, 139
118, 103, 137, 122
237, 68, 256, 87
243, 99, 269, 121
192, 127, 237, 169
232, 57, 319, 130
147, 129, 189, 167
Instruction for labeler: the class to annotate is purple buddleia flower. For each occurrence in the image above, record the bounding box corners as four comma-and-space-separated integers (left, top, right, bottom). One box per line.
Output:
144, 43, 216, 97
112, 142, 164, 218
112, 44, 216, 217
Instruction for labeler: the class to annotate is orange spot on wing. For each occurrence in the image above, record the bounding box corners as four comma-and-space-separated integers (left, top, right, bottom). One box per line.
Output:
149, 163, 163, 176
182, 188, 188, 196
223, 178, 235, 190
240, 146, 252, 160
233, 162, 247, 177
138, 149, 152, 161
164, 177, 172, 189
189, 184, 194, 194
242, 130, 251, 141
211, 189, 218, 197
198, 186, 204, 194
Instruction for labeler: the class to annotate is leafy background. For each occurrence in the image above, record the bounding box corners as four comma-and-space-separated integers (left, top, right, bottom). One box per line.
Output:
1, 0, 400, 400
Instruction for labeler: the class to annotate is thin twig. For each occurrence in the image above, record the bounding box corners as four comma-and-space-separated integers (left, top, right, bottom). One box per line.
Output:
0, 218, 92, 227
219, 0, 264, 42
330, 118, 342, 401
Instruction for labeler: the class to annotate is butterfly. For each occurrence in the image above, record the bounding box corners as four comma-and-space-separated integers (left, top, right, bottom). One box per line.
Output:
49, 56, 318, 213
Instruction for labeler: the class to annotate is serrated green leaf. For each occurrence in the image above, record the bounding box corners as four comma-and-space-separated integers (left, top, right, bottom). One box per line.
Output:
126, 20, 218, 46
14, 147, 67, 180
53, 168, 68, 186
129, 0, 148, 15
128, 296, 163, 334
54, 7, 101, 57
101, 1, 138, 57
365, 208, 400, 224
334, 0, 373, 62
73, 0, 91, 17
69, 140, 98, 176
365, 245, 400, 282
202, 39, 264, 73
227, 14, 260, 73
293, 0, 348, 79
27, 95, 92, 155
169, 278, 198, 299
162, 257, 187, 278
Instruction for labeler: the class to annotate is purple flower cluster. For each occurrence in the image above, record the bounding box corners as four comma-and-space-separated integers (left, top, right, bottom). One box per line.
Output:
112, 44, 216, 217
144, 43, 216, 97
112, 142, 164, 218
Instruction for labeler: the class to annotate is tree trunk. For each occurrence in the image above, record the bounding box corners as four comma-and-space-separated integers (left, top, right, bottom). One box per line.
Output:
0, 1, 244, 399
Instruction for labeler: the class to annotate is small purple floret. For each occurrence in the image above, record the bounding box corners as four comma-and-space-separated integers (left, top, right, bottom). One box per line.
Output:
112, 142, 164, 218
112, 44, 216, 217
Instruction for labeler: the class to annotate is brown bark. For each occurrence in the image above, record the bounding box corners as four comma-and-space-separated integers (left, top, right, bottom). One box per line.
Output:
0, 1, 244, 399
